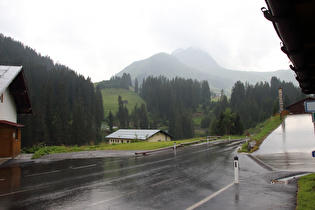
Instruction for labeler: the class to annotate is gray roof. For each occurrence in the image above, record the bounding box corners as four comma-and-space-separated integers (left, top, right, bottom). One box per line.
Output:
0, 65, 33, 114
0, 66, 23, 95
106, 129, 171, 140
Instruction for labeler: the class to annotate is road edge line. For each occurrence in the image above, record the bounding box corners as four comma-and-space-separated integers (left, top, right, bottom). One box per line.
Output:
186, 182, 234, 210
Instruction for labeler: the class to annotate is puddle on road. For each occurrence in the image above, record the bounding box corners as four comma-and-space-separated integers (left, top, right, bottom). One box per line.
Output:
253, 114, 315, 171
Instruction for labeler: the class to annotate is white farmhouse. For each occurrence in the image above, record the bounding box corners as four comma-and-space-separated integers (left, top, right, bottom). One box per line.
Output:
106, 129, 174, 144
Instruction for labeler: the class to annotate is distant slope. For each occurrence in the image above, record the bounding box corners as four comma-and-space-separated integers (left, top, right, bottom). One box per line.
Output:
172, 48, 297, 88
101, 88, 146, 117
116, 52, 210, 84
116, 48, 297, 90
172, 48, 222, 74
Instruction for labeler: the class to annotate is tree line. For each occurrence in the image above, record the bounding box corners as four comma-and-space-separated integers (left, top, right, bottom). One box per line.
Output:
134, 75, 305, 138
200, 78, 306, 136
1, 34, 308, 144
97, 73, 132, 89
0, 34, 104, 147
112, 95, 150, 130
104, 76, 208, 140
229, 78, 306, 128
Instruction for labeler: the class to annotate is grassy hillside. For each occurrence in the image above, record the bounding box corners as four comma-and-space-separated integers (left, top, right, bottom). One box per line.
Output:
101, 88, 146, 117
239, 115, 283, 153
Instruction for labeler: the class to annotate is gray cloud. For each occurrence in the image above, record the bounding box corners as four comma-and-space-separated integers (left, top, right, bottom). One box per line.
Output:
0, 0, 289, 82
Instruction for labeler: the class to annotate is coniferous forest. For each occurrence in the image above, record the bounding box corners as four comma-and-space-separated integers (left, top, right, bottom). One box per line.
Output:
135, 75, 306, 138
0, 34, 104, 147
0, 34, 308, 145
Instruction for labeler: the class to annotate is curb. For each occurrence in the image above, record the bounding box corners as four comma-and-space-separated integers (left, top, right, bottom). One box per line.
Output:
247, 154, 276, 171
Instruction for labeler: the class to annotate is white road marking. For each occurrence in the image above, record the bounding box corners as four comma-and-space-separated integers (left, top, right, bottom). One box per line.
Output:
0, 189, 30, 197
89, 191, 137, 206
25, 170, 61, 177
186, 182, 234, 210
150, 177, 177, 187
72, 164, 97, 170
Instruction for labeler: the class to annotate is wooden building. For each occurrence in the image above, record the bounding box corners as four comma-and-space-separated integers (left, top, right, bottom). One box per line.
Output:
285, 97, 315, 114
106, 129, 174, 144
0, 66, 33, 158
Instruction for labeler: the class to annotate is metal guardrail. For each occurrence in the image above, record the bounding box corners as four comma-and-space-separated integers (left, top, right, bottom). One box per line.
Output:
135, 137, 247, 156
135, 145, 178, 155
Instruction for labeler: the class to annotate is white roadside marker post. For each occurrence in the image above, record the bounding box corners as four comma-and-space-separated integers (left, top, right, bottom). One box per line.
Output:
234, 156, 239, 184
174, 142, 177, 156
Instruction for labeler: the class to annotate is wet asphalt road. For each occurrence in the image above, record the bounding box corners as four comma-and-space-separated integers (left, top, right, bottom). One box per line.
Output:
254, 114, 315, 171
0, 140, 243, 209
0, 139, 299, 210
2, 114, 314, 209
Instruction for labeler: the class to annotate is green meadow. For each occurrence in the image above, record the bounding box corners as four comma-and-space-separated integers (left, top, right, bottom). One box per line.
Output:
101, 88, 146, 117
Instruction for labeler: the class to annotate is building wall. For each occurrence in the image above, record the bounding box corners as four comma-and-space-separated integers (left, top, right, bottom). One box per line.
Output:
0, 88, 17, 123
286, 98, 315, 115
288, 102, 306, 114
0, 124, 21, 158
108, 132, 171, 144
147, 132, 171, 142
109, 139, 131, 144
12, 128, 21, 158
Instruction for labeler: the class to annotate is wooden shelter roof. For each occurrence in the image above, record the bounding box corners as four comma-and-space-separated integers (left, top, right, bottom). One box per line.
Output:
263, 0, 315, 94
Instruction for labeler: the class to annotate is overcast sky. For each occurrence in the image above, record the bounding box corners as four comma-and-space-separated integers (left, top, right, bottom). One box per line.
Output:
0, 0, 290, 82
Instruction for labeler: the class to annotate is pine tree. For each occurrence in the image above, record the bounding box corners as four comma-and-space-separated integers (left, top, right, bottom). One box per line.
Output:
233, 113, 244, 135
94, 85, 104, 132
201, 80, 211, 103
181, 109, 195, 138
118, 95, 124, 128
134, 78, 139, 93
72, 97, 86, 145
123, 106, 129, 128
108, 111, 114, 132
43, 80, 54, 144
133, 104, 139, 128
139, 103, 149, 129
216, 111, 225, 136
223, 108, 233, 135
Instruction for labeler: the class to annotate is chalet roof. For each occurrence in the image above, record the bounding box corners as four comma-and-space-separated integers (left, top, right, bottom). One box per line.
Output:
286, 97, 315, 109
106, 129, 174, 140
0, 120, 25, 128
262, 0, 315, 94
0, 66, 33, 114
0, 66, 21, 94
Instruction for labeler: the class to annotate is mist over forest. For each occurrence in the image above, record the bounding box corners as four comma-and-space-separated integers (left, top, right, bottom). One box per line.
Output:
0, 34, 306, 146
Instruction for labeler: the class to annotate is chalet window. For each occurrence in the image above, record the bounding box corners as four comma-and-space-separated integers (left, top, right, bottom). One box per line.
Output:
13, 129, 18, 141
0, 93, 3, 103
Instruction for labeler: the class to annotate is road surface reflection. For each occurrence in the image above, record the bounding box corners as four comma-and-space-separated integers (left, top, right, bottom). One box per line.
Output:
254, 114, 315, 171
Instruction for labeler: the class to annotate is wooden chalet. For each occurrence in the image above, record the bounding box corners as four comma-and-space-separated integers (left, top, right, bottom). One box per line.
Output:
286, 97, 315, 114
0, 66, 33, 158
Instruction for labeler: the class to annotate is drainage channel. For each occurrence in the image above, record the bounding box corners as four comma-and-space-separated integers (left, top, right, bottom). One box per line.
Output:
271, 173, 310, 185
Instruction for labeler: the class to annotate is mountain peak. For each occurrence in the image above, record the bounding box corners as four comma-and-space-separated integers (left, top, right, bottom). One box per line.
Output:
116, 48, 296, 90
172, 47, 221, 72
